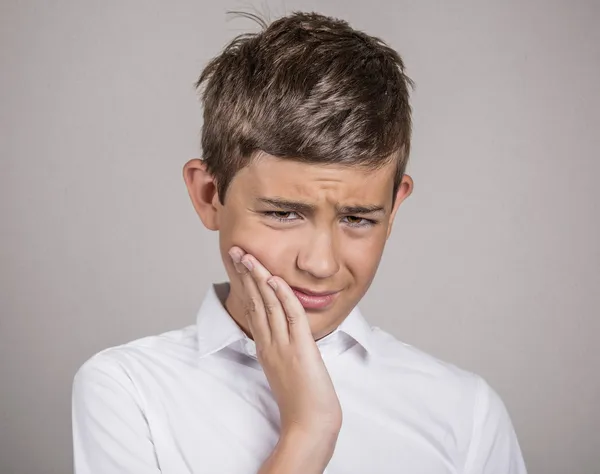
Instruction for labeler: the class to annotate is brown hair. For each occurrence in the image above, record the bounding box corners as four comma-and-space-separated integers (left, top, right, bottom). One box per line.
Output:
195, 11, 414, 204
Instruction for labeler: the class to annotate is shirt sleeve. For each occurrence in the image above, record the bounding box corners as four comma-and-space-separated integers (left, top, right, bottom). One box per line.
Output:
72, 353, 162, 474
462, 376, 528, 474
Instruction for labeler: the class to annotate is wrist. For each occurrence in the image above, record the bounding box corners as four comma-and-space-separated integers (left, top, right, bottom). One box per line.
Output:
281, 424, 340, 453
282, 418, 342, 439
258, 427, 339, 474
278, 428, 336, 471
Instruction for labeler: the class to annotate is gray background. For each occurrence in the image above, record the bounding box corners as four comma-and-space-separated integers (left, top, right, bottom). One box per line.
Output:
1, 1, 599, 473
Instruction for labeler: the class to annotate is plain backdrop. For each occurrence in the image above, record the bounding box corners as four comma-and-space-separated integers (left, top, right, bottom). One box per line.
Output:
1, 1, 599, 473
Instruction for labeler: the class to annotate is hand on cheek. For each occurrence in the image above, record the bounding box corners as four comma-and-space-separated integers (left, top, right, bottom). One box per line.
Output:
227, 245, 293, 344
226, 245, 343, 437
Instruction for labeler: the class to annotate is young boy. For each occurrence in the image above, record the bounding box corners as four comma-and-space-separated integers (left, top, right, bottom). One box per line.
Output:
72, 11, 527, 474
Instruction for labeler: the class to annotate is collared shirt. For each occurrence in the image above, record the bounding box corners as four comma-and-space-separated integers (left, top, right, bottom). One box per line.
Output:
72, 282, 527, 474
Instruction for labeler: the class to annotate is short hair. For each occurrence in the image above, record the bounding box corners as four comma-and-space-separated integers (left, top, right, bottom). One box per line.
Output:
195, 11, 414, 204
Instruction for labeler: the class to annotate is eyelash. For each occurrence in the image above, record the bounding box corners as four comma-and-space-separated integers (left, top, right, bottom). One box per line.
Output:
263, 211, 377, 228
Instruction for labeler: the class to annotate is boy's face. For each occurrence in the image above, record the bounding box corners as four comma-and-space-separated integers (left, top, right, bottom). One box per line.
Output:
186, 153, 413, 340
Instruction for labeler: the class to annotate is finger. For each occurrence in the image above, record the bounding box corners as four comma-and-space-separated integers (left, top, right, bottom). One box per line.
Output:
228, 247, 271, 346
267, 276, 313, 344
228, 246, 250, 276
240, 254, 290, 345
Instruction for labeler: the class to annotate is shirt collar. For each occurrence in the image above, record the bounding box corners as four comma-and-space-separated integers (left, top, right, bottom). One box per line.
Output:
195, 282, 374, 359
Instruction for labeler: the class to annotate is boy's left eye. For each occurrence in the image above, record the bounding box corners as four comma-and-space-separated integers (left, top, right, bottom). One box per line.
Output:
342, 216, 376, 227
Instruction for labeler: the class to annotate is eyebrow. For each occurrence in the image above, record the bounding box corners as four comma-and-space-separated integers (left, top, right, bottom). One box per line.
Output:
256, 197, 386, 216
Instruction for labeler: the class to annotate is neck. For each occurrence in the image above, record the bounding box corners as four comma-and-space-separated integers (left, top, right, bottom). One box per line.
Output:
223, 288, 254, 340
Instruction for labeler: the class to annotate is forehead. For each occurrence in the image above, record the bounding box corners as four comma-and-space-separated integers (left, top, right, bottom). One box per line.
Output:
231, 154, 395, 205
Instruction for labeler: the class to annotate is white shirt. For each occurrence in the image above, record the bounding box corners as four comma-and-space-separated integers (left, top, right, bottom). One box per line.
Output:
72, 282, 527, 474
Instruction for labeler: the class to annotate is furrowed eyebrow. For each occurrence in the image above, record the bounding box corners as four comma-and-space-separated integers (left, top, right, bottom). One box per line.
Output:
336, 205, 386, 216
257, 197, 386, 216
256, 198, 315, 214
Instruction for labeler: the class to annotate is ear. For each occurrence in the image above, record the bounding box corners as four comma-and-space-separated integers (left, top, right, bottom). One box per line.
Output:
386, 174, 414, 239
183, 159, 221, 231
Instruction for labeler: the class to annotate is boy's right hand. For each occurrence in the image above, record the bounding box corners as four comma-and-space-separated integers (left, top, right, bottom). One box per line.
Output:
228, 246, 343, 439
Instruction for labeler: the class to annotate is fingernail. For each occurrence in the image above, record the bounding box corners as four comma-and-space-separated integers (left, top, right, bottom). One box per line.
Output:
241, 257, 254, 271
228, 249, 241, 263
267, 278, 277, 290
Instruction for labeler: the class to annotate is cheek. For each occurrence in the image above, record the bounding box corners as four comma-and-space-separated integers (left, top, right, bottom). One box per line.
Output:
342, 234, 387, 280
221, 217, 299, 276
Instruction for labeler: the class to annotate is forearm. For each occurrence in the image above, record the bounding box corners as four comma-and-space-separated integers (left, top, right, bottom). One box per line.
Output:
258, 428, 338, 474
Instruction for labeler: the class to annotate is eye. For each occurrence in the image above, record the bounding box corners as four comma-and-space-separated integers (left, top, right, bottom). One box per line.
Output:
264, 211, 300, 223
343, 216, 376, 228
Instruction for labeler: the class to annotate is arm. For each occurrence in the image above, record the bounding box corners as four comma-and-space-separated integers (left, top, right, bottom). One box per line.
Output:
228, 246, 343, 474
463, 377, 528, 474
72, 353, 161, 474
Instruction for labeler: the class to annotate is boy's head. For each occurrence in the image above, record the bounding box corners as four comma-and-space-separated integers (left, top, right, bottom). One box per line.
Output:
184, 12, 414, 340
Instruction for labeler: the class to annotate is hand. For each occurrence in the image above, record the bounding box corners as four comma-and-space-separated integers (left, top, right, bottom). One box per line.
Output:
228, 246, 343, 437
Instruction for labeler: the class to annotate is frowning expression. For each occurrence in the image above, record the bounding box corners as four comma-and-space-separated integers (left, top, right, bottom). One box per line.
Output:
214, 153, 412, 340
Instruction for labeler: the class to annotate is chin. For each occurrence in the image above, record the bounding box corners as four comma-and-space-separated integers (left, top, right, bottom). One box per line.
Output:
306, 316, 338, 339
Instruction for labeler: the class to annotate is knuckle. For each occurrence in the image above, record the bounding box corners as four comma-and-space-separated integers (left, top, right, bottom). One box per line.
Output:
286, 312, 298, 324
245, 297, 260, 314
263, 302, 278, 315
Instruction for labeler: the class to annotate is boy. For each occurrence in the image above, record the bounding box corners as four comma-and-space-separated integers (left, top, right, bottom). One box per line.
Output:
72, 11, 527, 474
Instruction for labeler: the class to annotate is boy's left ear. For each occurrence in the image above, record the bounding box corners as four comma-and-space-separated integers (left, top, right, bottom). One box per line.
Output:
183, 158, 221, 231
386, 174, 414, 239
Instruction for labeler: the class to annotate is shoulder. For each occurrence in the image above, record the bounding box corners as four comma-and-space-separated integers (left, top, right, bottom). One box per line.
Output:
367, 327, 526, 471
71, 331, 187, 473
371, 327, 510, 404
369, 326, 481, 389
73, 324, 197, 393
367, 327, 506, 424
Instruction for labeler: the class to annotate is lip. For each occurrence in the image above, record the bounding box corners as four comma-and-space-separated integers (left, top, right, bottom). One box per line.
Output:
290, 286, 340, 310
291, 286, 339, 296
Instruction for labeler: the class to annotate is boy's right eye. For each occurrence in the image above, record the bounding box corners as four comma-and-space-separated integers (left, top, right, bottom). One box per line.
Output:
263, 211, 300, 222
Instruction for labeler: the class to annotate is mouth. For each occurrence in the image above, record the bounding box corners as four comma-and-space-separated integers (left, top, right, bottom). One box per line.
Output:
290, 286, 340, 310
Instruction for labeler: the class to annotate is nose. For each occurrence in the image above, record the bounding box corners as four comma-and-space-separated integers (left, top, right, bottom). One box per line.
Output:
296, 229, 340, 279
